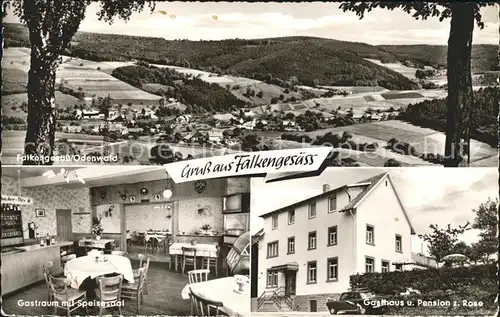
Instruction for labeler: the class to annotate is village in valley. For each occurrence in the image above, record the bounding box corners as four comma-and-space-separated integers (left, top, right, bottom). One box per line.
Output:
2, 14, 498, 166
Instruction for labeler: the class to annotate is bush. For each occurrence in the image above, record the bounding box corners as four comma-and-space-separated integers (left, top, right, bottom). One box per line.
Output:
350, 264, 496, 296
384, 159, 402, 167
281, 133, 312, 143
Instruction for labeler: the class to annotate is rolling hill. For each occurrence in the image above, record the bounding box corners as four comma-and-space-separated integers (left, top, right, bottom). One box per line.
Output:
4, 23, 424, 90
377, 44, 498, 72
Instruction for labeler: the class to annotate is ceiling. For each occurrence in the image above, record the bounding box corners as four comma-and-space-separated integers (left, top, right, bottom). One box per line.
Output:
2, 167, 81, 179
2, 166, 169, 188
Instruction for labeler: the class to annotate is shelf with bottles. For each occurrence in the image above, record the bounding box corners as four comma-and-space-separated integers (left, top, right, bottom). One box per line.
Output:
1, 204, 22, 213
1, 221, 23, 228
1, 203, 23, 240
1, 228, 23, 239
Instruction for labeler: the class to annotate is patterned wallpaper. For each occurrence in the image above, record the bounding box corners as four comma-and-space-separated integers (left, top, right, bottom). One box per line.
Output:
225, 178, 250, 195
90, 178, 227, 235
178, 197, 224, 235
1, 176, 93, 239
125, 203, 173, 232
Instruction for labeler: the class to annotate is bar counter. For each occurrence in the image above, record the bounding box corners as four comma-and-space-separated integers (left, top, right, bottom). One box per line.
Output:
1, 241, 73, 295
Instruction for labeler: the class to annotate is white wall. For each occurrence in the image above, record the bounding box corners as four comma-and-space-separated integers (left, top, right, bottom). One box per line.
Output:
257, 189, 357, 297
355, 177, 412, 273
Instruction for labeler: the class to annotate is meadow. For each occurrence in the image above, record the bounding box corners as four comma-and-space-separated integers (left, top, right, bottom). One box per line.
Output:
2, 48, 162, 103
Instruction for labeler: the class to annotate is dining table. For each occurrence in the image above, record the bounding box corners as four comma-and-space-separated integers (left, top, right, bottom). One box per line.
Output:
181, 277, 250, 317
144, 232, 169, 242
169, 242, 218, 269
64, 255, 134, 289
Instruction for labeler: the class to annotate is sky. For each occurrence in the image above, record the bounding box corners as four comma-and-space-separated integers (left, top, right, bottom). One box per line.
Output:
4, 2, 499, 45
251, 167, 498, 255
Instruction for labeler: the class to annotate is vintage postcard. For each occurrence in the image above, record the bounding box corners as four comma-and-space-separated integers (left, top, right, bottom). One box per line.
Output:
1, 1, 498, 167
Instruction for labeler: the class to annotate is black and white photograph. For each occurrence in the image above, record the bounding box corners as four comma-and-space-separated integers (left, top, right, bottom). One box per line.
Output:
250, 168, 498, 315
1, 166, 251, 316
2, 2, 498, 167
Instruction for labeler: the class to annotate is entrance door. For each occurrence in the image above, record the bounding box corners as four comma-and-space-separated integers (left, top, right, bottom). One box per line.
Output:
285, 271, 297, 296
56, 209, 73, 241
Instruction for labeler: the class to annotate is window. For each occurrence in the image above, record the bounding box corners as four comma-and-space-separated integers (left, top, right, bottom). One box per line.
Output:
365, 257, 374, 273
287, 237, 295, 254
288, 210, 295, 224
395, 234, 402, 253
308, 202, 316, 219
310, 300, 317, 312
308, 231, 317, 250
381, 260, 390, 273
327, 226, 338, 246
328, 195, 337, 212
272, 215, 278, 229
394, 264, 403, 271
366, 225, 374, 245
267, 241, 278, 258
267, 270, 278, 287
307, 261, 317, 283
327, 257, 339, 281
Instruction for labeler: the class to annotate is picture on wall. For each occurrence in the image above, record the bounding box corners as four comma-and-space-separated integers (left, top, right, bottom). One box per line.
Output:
35, 209, 45, 217
95, 204, 121, 233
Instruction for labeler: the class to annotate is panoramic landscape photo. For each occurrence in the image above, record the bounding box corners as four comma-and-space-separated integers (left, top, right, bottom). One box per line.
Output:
2, 1, 499, 166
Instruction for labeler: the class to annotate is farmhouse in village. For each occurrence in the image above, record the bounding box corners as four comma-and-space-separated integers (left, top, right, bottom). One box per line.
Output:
254, 172, 415, 312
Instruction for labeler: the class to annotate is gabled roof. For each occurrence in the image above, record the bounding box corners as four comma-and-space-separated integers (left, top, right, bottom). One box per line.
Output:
339, 172, 387, 212
259, 172, 415, 234
340, 172, 416, 234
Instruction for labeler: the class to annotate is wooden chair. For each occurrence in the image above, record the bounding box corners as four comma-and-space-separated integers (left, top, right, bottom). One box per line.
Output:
43, 261, 55, 302
61, 253, 76, 271
121, 267, 147, 314
95, 274, 123, 316
189, 287, 227, 316
132, 254, 150, 294
48, 275, 88, 316
144, 236, 159, 254
182, 247, 197, 274
188, 269, 209, 284
168, 241, 181, 271
202, 246, 220, 277
111, 250, 126, 256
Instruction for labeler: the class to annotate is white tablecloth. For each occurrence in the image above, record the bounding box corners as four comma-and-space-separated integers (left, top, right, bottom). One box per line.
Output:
145, 233, 169, 242
78, 238, 115, 249
64, 255, 134, 289
181, 277, 250, 317
169, 243, 217, 257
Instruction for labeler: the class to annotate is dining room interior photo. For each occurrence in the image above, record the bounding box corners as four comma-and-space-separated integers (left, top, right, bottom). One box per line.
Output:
1, 166, 251, 316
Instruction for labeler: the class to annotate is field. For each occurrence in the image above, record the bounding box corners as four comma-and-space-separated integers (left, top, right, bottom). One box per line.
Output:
301, 120, 497, 164
2, 92, 83, 118
365, 58, 435, 79
150, 64, 296, 105
1, 131, 105, 165
2, 48, 162, 104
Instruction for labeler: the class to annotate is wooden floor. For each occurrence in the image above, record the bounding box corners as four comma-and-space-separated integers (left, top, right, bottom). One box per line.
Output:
2, 260, 199, 316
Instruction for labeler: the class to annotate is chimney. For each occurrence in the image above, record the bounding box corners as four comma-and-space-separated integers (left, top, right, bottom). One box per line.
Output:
323, 184, 330, 193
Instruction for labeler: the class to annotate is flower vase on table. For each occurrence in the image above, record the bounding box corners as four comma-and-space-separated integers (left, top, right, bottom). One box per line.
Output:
92, 216, 103, 241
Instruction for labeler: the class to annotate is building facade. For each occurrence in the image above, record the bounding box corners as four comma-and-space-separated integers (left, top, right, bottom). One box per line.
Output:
255, 172, 415, 312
